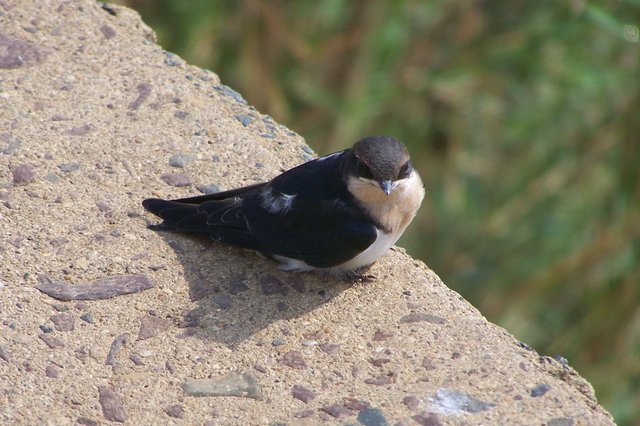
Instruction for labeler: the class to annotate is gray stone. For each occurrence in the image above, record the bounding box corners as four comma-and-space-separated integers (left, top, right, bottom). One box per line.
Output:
400, 313, 446, 324
357, 408, 388, 426
58, 163, 80, 173
12, 164, 35, 185
98, 386, 126, 423
429, 388, 495, 415
160, 172, 191, 187
531, 383, 550, 397
0, 33, 46, 69
49, 313, 75, 332
36, 274, 154, 301
183, 371, 262, 399
168, 154, 194, 168
137, 314, 170, 340
291, 385, 316, 403
106, 333, 129, 366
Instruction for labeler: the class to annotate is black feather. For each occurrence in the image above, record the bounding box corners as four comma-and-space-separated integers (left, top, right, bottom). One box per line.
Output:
143, 150, 378, 268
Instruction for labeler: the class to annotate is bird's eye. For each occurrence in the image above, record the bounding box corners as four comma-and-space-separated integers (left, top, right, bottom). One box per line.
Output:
398, 161, 412, 179
357, 160, 373, 179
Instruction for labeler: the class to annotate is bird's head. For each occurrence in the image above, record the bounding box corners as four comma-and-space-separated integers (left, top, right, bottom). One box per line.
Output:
345, 136, 414, 197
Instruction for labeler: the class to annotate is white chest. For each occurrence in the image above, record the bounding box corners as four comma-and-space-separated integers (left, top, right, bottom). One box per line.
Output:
334, 228, 399, 272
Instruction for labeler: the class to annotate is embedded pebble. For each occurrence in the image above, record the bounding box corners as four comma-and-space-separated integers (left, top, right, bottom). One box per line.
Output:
66, 124, 93, 136
164, 404, 185, 419
183, 371, 262, 399
364, 375, 395, 386
45, 364, 60, 378
44, 173, 60, 183
197, 183, 220, 194
321, 404, 353, 419
129, 354, 144, 365
138, 314, 171, 340
215, 85, 246, 104
0, 33, 47, 69
429, 388, 494, 414
554, 355, 569, 366
8, 236, 23, 248
235, 114, 253, 127
344, 398, 369, 411
271, 338, 285, 346
74, 346, 90, 363
259, 273, 288, 295
128, 82, 151, 110
76, 417, 98, 426
402, 395, 420, 411
181, 308, 204, 328
168, 154, 194, 168
12, 164, 35, 185
373, 330, 394, 341
369, 358, 390, 367
228, 277, 249, 294
39, 324, 54, 333
50, 237, 69, 247
400, 313, 446, 324
319, 343, 340, 354
98, 386, 126, 423
52, 304, 69, 312
106, 333, 129, 366
38, 333, 65, 349
412, 412, 442, 425
95, 201, 111, 214
0, 345, 12, 362
531, 383, 550, 397
1, 134, 21, 154
188, 280, 213, 301
163, 52, 181, 67
293, 409, 314, 418
58, 163, 80, 172
99, 25, 116, 39
50, 313, 75, 332
80, 312, 94, 324
291, 385, 316, 403
212, 294, 232, 310
279, 351, 307, 369
548, 418, 575, 426
422, 356, 435, 370
160, 172, 191, 187
36, 273, 154, 301
357, 407, 388, 426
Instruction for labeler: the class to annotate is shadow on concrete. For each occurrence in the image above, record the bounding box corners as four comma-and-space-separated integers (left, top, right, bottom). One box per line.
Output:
154, 231, 351, 349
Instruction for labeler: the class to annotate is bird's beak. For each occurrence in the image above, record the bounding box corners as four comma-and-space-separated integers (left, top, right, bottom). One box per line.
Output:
379, 180, 394, 195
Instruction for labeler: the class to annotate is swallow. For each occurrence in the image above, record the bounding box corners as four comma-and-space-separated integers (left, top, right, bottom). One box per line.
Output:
142, 136, 424, 276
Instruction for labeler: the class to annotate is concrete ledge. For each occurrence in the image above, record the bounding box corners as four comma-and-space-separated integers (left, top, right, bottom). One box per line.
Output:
0, 1, 614, 424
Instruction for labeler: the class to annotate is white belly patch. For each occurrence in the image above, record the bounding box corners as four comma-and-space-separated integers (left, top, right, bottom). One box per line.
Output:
272, 228, 397, 274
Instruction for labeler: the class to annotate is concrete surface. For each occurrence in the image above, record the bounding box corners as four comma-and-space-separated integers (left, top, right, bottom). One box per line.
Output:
0, 1, 615, 424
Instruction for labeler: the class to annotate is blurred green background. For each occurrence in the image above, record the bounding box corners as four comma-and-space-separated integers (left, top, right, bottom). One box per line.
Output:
115, 1, 639, 423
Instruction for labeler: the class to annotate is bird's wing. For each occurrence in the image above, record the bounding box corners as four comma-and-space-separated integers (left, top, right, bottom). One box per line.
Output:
142, 150, 377, 268
243, 194, 378, 268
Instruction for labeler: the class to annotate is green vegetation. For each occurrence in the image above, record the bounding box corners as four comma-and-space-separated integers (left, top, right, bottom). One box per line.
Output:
119, 1, 640, 423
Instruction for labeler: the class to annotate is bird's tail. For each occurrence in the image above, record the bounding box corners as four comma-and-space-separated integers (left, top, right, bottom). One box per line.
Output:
142, 198, 208, 232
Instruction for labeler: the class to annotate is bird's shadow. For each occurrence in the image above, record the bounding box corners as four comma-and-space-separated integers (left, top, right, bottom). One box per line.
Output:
155, 231, 353, 349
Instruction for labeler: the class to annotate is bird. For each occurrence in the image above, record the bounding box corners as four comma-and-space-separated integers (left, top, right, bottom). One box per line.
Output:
142, 135, 424, 277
